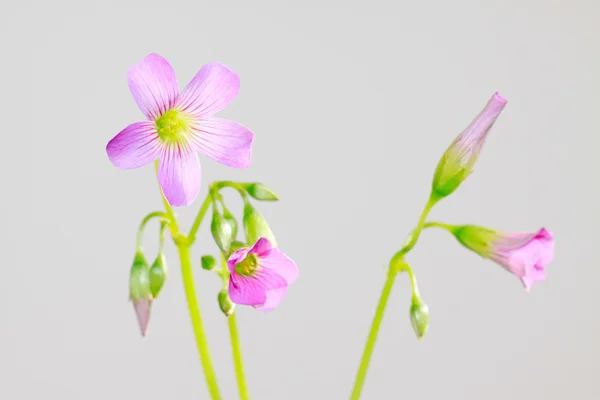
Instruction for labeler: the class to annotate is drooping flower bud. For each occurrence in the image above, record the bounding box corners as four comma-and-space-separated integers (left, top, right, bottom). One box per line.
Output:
243, 202, 277, 247
149, 253, 168, 298
218, 290, 235, 316
129, 251, 152, 336
211, 210, 233, 252
431, 93, 507, 199
410, 296, 429, 339
201, 255, 217, 271
222, 208, 238, 240
244, 183, 279, 201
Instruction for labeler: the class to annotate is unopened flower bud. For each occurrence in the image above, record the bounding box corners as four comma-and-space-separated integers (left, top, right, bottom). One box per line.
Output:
129, 251, 152, 337
410, 296, 429, 339
149, 253, 167, 298
243, 202, 277, 247
218, 290, 235, 316
211, 210, 233, 252
230, 240, 246, 253
222, 208, 238, 240
201, 255, 217, 271
244, 182, 279, 201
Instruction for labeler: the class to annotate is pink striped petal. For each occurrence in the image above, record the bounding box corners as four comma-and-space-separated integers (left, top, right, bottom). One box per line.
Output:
189, 118, 254, 168
177, 62, 240, 118
128, 53, 179, 120
258, 248, 298, 284
229, 268, 287, 306
254, 287, 288, 312
106, 122, 162, 169
157, 146, 201, 207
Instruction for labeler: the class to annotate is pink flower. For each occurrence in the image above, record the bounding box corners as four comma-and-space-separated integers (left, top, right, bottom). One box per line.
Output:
106, 53, 255, 206
432, 92, 507, 198
228, 238, 298, 312
454, 225, 554, 291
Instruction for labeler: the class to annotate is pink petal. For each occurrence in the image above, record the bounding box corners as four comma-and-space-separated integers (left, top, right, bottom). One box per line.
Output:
189, 118, 254, 168
248, 237, 273, 257
254, 287, 288, 312
133, 299, 152, 337
128, 53, 179, 120
228, 268, 287, 307
534, 228, 554, 265
106, 122, 162, 169
157, 145, 201, 207
176, 62, 240, 118
504, 240, 542, 278
258, 248, 299, 284
227, 248, 251, 273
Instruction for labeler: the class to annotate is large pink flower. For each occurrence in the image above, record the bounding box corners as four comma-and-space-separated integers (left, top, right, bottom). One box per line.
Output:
106, 53, 255, 206
228, 238, 298, 312
454, 225, 554, 291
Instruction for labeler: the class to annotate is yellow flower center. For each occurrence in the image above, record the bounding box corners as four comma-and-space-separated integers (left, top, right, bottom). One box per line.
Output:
235, 253, 258, 277
155, 110, 190, 143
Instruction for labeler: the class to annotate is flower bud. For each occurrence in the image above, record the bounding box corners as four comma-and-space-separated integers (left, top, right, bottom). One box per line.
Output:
410, 296, 429, 339
201, 255, 217, 271
431, 93, 507, 199
222, 208, 238, 240
243, 202, 277, 247
230, 240, 246, 253
244, 183, 279, 201
149, 253, 167, 298
218, 290, 235, 316
129, 251, 152, 336
211, 211, 233, 252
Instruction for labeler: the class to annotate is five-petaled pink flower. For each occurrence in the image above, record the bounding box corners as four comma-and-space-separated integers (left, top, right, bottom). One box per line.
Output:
228, 238, 298, 312
454, 225, 554, 291
106, 53, 255, 206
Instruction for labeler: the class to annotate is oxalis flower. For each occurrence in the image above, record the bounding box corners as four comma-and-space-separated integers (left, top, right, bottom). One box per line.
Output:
228, 238, 298, 312
106, 53, 255, 206
452, 225, 554, 291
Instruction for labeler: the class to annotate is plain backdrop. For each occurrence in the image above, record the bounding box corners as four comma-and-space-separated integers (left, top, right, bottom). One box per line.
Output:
3, 0, 599, 399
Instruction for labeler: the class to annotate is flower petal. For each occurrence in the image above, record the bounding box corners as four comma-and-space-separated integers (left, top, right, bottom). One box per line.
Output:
248, 237, 273, 258
534, 228, 554, 265
258, 248, 299, 284
254, 287, 288, 312
128, 53, 179, 120
177, 62, 240, 117
229, 268, 287, 306
157, 145, 201, 207
106, 122, 162, 169
189, 118, 254, 168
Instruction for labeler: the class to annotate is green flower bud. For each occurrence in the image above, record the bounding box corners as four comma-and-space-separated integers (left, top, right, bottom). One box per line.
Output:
222, 208, 238, 240
211, 211, 233, 252
218, 290, 235, 317
410, 296, 429, 339
201, 255, 217, 271
129, 251, 152, 337
149, 253, 167, 298
230, 240, 246, 253
244, 182, 279, 201
243, 202, 277, 247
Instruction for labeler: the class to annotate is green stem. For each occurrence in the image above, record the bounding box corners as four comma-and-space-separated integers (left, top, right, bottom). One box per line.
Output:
228, 313, 250, 400
178, 243, 222, 400
136, 211, 169, 250
187, 194, 213, 244
395, 196, 438, 257
350, 268, 398, 400
423, 221, 456, 232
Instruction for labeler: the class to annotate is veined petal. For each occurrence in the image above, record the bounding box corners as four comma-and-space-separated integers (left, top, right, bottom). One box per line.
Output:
158, 145, 201, 207
229, 267, 287, 306
106, 122, 162, 169
258, 248, 299, 284
177, 62, 240, 118
254, 287, 288, 312
128, 53, 179, 120
189, 118, 254, 168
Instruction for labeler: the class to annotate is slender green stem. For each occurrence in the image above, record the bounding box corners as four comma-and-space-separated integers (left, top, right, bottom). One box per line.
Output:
395, 196, 438, 257
178, 244, 222, 400
423, 221, 456, 232
228, 313, 250, 400
136, 211, 169, 250
188, 194, 213, 244
350, 268, 398, 400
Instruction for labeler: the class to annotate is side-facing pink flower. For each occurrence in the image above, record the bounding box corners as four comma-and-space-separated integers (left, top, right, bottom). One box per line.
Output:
453, 225, 554, 291
228, 238, 298, 312
432, 92, 507, 198
106, 53, 255, 206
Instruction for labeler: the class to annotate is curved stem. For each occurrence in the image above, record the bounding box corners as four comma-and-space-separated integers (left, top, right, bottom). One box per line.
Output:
350, 268, 397, 400
228, 313, 250, 400
423, 221, 457, 232
188, 194, 213, 244
178, 244, 222, 400
395, 196, 438, 258
136, 211, 169, 250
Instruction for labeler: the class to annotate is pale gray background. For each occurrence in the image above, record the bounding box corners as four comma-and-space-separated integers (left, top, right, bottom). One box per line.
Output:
3, 0, 599, 399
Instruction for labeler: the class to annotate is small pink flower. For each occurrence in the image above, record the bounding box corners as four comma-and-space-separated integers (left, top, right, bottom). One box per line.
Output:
454, 225, 554, 291
488, 228, 554, 291
107, 53, 255, 206
228, 238, 298, 312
